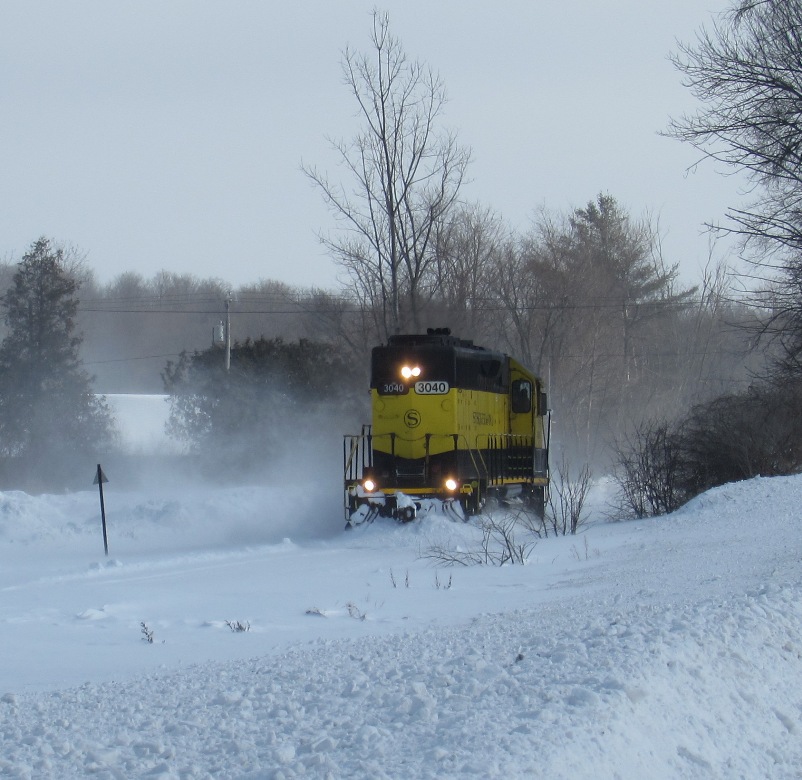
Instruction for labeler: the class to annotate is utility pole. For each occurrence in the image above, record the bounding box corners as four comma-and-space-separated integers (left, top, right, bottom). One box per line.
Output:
225, 291, 232, 371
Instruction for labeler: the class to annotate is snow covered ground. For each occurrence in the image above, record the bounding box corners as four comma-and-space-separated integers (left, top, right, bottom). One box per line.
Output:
0, 398, 800, 778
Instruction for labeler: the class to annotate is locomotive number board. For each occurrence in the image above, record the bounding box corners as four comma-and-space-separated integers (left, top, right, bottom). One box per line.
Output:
414, 381, 449, 395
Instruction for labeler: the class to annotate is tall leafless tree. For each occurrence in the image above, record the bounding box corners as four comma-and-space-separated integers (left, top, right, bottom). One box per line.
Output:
668, 0, 802, 376
304, 10, 470, 339
428, 203, 506, 341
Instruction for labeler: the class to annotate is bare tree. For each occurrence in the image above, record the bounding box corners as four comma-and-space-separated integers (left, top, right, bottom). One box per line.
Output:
612, 420, 686, 518
668, 0, 802, 376
304, 10, 471, 339
428, 203, 506, 341
546, 458, 593, 535
490, 231, 568, 377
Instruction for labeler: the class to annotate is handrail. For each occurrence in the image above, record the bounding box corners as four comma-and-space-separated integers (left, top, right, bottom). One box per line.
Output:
425, 432, 490, 482
343, 435, 361, 478
344, 430, 547, 485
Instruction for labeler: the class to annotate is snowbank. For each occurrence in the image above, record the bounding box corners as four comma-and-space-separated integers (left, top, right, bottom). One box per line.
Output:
0, 474, 800, 778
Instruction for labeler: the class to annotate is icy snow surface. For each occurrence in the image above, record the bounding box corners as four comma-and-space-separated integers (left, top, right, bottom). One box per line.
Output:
0, 469, 801, 778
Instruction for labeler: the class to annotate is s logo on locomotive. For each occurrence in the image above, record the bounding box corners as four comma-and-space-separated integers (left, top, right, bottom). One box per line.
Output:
404, 409, 421, 428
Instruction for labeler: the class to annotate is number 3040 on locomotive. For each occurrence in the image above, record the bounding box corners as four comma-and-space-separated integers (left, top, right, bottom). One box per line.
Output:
343, 329, 551, 527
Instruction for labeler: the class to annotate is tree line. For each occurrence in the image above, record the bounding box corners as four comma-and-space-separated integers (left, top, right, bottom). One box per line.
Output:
1, 2, 800, 499
0, 198, 761, 490
612, 0, 802, 515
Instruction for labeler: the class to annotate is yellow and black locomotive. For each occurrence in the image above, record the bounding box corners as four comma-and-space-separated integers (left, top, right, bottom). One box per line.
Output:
344, 329, 550, 526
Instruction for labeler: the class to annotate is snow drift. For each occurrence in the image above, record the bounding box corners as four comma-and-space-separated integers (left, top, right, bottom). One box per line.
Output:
1, 464, 800, 778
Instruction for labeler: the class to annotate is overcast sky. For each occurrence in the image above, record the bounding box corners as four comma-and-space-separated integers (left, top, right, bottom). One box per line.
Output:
1, 1, 741, 291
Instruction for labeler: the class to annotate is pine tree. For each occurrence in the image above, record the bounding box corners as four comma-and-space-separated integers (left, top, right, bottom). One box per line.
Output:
0, 238, 114, 489
162, 336, 362, 477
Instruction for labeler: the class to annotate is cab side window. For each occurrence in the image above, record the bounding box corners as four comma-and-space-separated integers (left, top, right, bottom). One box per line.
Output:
511, 379, 532, 414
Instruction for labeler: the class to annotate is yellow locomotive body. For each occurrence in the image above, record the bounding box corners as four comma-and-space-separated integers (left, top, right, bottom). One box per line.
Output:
344, 329, 550, 525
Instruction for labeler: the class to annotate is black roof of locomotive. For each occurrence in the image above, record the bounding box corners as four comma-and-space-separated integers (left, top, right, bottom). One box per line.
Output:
385, 328, 485, 351
375, 330, 510, 392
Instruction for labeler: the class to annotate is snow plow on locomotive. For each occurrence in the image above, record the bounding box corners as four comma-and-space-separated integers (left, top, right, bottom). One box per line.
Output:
344, 329, 550, 527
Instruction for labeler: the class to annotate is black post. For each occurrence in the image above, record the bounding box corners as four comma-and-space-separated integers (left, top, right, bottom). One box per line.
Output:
95, 463, 109, 556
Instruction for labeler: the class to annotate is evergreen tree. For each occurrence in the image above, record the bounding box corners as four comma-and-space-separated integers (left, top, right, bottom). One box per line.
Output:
0, 238, 114, 489
163, 337, 363, 478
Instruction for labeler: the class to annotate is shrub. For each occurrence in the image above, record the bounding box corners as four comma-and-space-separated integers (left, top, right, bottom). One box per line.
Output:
612, 420, 686, 518
611, 380, 802, 518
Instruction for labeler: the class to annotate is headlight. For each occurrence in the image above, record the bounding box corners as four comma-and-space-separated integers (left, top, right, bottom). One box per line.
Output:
401, 365, 422, 379
363, 478, 376, 492
445, 478, 458, 492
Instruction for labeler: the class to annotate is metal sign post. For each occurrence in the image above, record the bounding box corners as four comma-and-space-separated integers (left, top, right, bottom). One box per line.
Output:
93, 464, 110, 556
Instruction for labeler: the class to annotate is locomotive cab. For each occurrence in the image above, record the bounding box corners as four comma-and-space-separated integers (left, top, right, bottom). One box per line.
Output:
344, 329, 550, 526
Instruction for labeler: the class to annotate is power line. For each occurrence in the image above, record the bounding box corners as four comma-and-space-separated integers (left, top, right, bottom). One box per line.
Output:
77, 297, 754, 316
83, 352, 183, 366
80, 344, 753, 368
